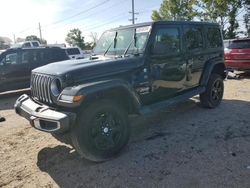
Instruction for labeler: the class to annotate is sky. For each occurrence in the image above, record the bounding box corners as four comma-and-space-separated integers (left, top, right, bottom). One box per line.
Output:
0, 0, 247, 45
0, 0, 162, 44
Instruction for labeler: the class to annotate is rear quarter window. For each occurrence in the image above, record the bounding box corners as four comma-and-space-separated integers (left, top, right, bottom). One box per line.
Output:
207, 27, 222, 48
184, 26, 204, 51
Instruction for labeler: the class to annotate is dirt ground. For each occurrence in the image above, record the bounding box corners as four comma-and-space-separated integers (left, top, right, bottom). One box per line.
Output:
0, 73, 250, 188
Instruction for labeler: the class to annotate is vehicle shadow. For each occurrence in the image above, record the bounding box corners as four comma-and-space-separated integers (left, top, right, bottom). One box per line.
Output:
36, 98, 250, 187
238, 71, 250, 79
232, 71, 250, 79
0, 89, 30, 111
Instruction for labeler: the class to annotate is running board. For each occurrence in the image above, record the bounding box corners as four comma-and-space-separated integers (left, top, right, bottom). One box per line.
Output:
140, 86, 205, 115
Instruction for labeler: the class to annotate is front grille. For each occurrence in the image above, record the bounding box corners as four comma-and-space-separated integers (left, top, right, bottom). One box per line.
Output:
31, 73, 53, 104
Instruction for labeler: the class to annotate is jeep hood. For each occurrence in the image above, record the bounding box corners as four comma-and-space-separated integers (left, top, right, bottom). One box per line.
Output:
33, 56, 144, 81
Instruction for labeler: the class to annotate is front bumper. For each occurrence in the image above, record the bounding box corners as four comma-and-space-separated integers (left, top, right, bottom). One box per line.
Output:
14, 94, 76, 133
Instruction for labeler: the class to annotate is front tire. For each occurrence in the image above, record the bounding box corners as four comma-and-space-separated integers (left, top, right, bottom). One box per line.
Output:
71, 100, 130, 162
200, 73, 224, 108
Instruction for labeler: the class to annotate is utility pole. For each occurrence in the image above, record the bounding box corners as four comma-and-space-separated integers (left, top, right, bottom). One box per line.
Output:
38, 22, 43, 43
129, 0, 138, 24
13, 34, 16, 44
131, 0, 135, 24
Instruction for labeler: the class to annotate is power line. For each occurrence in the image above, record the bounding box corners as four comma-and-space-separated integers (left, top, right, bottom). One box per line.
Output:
45, 0, 126, 31
43, 0, 110, 28
16, 0, 112, 36
80, 11, 129, 31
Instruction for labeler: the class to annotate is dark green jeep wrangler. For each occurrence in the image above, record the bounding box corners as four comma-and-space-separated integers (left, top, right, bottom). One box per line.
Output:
15, 21, 225, 162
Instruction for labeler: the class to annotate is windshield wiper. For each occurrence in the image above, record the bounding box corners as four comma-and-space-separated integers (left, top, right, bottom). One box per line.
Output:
123, 29, 138, 57
104, 32, 118, 56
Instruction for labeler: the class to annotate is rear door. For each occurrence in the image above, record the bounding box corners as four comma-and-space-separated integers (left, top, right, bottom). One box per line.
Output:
183, 25, 206, 87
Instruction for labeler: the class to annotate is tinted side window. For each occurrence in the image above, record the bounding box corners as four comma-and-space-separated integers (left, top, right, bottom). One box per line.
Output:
153, 28, 180, 55
50, 49, 69, 62
185, 26, 203, 50
207, 27, 222, 48
1, 52, 18, 65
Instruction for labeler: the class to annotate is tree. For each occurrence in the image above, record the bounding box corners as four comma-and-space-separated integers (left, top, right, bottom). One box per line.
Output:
225, 1, 242, 39
0, 36, 11, 49
151, 0, 199, 21
201, 0, 242, 38
25, 35, 47, 44
65, 28, 85, 49
244, 12, 250, 37
89, 32, 98, 48
243, 1, 250, 36
0, 38, 5, 50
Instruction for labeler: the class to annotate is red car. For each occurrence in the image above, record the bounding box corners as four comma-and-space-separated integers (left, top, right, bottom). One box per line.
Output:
224, 38, 250, 71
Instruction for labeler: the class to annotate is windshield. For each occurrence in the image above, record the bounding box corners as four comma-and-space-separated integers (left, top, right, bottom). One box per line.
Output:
93, 25, 151, 55
228, 39, 250, 49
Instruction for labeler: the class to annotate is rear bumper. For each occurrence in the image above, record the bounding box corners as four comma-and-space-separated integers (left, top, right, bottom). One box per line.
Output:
226, 66, 250, 71
14, 94, 76, 133
225, 60, 250, 70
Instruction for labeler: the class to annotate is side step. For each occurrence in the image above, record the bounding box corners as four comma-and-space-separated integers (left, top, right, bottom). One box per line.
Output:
140, 86, 205, 115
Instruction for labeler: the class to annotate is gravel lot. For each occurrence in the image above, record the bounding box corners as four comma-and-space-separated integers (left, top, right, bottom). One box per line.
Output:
0, 73, 250, 188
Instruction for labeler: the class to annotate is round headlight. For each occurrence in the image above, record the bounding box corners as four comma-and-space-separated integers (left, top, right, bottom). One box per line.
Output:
50, 78, 62, 97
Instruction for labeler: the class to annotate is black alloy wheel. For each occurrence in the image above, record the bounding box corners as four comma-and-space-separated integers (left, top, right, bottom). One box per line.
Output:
200, 73, 224, 108
71, 100, 130, 162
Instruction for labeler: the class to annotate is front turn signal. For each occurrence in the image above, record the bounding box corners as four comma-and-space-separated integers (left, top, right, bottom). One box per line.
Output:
73, 95, 83, 102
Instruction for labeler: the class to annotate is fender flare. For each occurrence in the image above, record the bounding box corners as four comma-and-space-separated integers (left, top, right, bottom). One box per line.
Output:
199, 57, 226, 86
57, 79, 141, 113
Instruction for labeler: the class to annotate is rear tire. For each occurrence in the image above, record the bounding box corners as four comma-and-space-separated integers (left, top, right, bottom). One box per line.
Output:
200, 73, 224, 108
71, 100, 130, 162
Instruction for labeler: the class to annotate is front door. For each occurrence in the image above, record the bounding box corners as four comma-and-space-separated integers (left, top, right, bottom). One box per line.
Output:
142, 25, 187, 104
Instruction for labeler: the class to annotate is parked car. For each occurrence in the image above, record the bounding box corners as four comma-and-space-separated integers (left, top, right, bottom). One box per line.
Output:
0, 47, 69, 92
15, 21, 225, 162
224, 38, 250, 71
66, 47, 85, 59
12, 40, 41, 48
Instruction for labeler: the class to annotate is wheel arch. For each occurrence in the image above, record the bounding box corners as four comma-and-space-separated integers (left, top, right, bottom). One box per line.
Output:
75, 79, 141, 115
200, 59, 226, 86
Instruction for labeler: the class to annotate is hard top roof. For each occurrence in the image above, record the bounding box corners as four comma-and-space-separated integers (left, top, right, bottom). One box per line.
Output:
107, 20, 220, 31
5, 46, 63, 52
